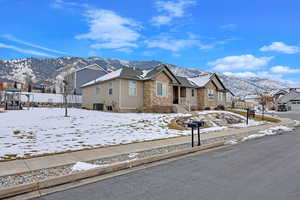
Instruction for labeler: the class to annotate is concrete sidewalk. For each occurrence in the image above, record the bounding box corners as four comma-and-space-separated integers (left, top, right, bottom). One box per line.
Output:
0, 119, 293, 177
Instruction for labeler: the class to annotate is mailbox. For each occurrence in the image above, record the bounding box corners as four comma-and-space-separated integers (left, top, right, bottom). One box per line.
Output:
187, 121, 205, 147
192, 121, 205, 128
187, 122, 198, 128
249, 110, 256, 118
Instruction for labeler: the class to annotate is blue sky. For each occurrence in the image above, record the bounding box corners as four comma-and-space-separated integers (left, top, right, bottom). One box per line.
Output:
0, 0, 300, 85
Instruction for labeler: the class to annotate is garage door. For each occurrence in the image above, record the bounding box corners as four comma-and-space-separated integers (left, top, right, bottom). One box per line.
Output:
291, 101, 300, 112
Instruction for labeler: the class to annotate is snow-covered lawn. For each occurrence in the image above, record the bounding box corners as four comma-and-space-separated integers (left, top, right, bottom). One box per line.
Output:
0, 108, 261, 160
0, 108, 190, 160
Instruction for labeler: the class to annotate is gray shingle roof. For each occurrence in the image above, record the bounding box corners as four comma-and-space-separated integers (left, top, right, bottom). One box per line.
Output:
81, 64, 227, 90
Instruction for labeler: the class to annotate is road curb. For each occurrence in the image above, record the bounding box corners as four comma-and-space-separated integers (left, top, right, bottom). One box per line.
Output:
0, 142, 224, 199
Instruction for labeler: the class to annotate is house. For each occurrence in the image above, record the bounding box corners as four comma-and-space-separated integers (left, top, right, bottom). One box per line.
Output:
244, 94, 260, 105
0, 78, 24, 91
81, 64, 230, 113
66, 64, 108, 95
277, 89, 300, 111
225, 89, 235, 108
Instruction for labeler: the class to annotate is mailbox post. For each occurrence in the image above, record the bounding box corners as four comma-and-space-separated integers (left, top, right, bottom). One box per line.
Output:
246, 108, 249, 125
187, 122, 197, 147
188, 121, 205, 147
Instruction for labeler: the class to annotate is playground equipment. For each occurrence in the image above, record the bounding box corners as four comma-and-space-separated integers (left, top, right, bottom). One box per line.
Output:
4, 88, 22, 110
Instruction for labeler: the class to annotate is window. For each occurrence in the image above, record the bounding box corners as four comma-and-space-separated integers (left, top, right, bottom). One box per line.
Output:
191, 89, 195, 97
108, 82, 113, 95
208, 89, 214, 99
95, 86, 100, 95
156, 82, 168, 97
128, 81, 137, 96
218, 92, 223, 101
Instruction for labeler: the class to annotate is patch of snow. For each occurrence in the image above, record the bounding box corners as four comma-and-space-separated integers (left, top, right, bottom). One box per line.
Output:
225, 140, 238, 145
242, 134, 266, 141
187, 74, 212, 87
268, 125, 294, 132
140, 70, 151, 78
242, 125, 294, 141
72, 162, 100, 171
294, 120, 300, 126
0, 108, 263, 160
201, 126, 228, 132
128, 152, 139, 158
231, 120, 264, 128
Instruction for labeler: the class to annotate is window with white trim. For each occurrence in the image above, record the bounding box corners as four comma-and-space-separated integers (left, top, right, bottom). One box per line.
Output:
208, 89, 214, 99
128, 81, 137, 96
108, 82, 113, 95
156, 81, 168, 97
218, 92, 223, 101
191, 89, 195, 97
95, 86, 100, 95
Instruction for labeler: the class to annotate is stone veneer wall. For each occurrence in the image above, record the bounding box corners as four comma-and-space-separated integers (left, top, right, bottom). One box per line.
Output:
143, 72, 173, 113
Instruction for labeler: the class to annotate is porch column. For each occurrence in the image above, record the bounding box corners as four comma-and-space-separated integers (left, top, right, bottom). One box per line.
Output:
178, 86, 181, 104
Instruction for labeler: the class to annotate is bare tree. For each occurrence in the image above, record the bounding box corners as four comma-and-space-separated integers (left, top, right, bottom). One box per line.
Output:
23, 73, 33, 92
0, 90, 3, 103
58, 64, 74, 117
255, 90, 268, 120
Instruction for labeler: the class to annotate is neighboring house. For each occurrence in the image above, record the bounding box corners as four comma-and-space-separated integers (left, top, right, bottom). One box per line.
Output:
66, 64, 108, 95
277, 89, 300, 111
244, 94, 260, 105
226, 89, 235, 108
0, 78, 24, 91
81, 64, 230, 113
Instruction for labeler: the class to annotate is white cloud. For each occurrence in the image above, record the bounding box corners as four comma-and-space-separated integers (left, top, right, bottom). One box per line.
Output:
52, 0, 89, 9
223, 71, 257, 78
260, 42, 299, 54
145, 34, 212, 52
220, 24, 237, 30
75, 9, 141, 51
271, 65, 300, 74
1, 34, 69, 55
209, 54, 273, 71
0, 42, 53, 57
223, 71, 285, 82
151, 0, 196, 26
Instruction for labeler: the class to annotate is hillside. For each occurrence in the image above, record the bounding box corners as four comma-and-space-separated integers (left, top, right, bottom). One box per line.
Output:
0, 57, 296, 96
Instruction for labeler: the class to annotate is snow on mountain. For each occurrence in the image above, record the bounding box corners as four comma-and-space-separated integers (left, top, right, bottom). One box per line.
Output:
0, 57, 297, 96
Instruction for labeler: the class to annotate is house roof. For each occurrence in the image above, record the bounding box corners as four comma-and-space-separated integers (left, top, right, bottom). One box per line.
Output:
81, 68, 123, 87
176, 76, 198, 88
75, 64, 108, 73
81, 64, 228, 91
81, 64, 181, 88
187, 74, 213, 87
278, 90, 300, 103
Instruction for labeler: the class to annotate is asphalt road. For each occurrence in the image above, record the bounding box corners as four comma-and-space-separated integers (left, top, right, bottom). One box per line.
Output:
274, 111, 300, 121
35, 113, 300, 200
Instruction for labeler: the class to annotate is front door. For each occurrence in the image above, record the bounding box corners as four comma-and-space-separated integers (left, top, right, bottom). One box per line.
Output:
173, 86, 179, 104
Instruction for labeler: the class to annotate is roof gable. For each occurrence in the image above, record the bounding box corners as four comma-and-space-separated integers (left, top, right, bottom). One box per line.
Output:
143, 64, 180, 84
75, 64, 108, 73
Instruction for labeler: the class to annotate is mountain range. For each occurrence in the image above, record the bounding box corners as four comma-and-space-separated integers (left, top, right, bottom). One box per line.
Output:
0, 57, 297, 96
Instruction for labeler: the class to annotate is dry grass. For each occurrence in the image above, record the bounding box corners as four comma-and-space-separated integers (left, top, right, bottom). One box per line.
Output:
228, 110, 281, 123
168, 118, 188, 131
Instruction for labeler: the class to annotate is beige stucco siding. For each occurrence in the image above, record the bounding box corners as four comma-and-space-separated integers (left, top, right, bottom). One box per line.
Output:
81, 79, 120, 110
119, 79, 144, 109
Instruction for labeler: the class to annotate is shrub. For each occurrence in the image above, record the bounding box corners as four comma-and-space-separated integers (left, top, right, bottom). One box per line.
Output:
215, 105, 225, 110
204, 107, 211, 110
136, 106, 144, 113
13, 130, 21, 134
